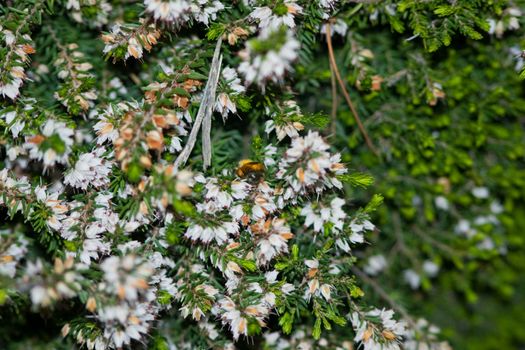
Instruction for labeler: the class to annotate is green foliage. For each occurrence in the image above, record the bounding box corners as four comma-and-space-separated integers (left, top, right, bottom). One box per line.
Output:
295, 2, 525, 348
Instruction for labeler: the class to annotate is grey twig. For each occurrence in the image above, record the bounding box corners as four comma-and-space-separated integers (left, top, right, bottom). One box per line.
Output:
174, 38, 222, 170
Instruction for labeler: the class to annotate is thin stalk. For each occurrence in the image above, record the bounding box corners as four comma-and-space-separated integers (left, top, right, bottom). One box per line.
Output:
325, 23, 379, 156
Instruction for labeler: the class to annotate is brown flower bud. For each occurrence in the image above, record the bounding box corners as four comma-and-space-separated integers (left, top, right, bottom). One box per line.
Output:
22, 44, 35, 54
145, 90, 157, 102
101, 34, 115, 43
147, 33, 158, 45
363, 326, 373, 342
28, 134, 45, 145
86, 297, 97, 312
152, 114, 167, 128
296, 167, 305, 183
371, 75, 383, 91
139, 155, 152, 169
382, 330, 396, 340
121, 128, 134, 141
233, 27, 249, 37
54, 258, 64, 274
146, 130, 163, 150
307, 268, 318, 278
0, 255, 14, 263
228, 33, 238, 45
61, 324, 70, 337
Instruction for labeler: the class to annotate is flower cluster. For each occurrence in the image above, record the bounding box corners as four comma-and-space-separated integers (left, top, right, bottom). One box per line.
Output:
64, 148, 113, 190
264, 100, 305, 141
351, 309, 407, 350
65, 251, 177, 349
238, 27, 300, 89
0, 229, 28, 278
102, 20, 162, 61
24, 257, 86, 308
250, 1, 303, 31
0, 23, 35, 99
66, 0, 113, 27
24, 119, 75, 168
276, 130, 346, 200
52, 41, 98, 114
0, 1, 462, 349
214, 67, 246, 119
144, 0, 224, 26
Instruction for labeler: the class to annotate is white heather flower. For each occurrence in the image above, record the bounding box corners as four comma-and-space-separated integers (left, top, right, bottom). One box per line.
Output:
348, 218, 375, 244
169, 136, 183, 153
26, 257, 85, 308
102, 21, 161, 61
217, 297, 248, 340
264, 100, 305, 141
53, 45, 98, 112
199, 322, 220, 340
364, 255, 387, 276
0, 31, 34, 99
351, 308, 406, 350
144, 0, 192, 24
490, 201, 504, 214
0, 78, 22, 100
422, 260, 439, 277
305, 258, 319, 270
472, 186, 489, 199
455, 219, 477, 239
24, 120, 74, 168
473, 215, 498, 226
434, 196, 449, 210
67, 0, 112, 27
4, 29, 15, 45
263, 144, 278, 167
0, 110, 25, 138
277, 131, 346, 202
303, 276, 333, 302
0, 232, 28, 278
215, 92, 237, 119
478, 237, 496, 251
101, 255, 153, 301
93, 117, 118, 144
73, 195, 118, 264
403, 269, 421, 289
319, 283, 332, 301
265, 119, 304, 141
319, 0, 338, 10
64, 149, 112, 190
403, 318, 451, 350
107, 77, 128, 100
248, 181, 277, 220
185, 220, 239, 245
96, 303, 153, 348
191, 0, 224, 25
222, 67, 245, 93
300, 197, 346, 233
215, 67, 245, 119
238, 28, 300, 88
252, 218, 293, 266
127, 37, 143, 59
34, 187, 69, 231
203, 177, 250, 209
328, 263, 340, 275
30, 285, 51, 306
321, 18, 348, 37
250, 2, 303, 31
281, 283, 295, 294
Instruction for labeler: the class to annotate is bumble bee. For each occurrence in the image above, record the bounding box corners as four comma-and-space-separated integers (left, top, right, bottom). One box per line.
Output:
236, 159, 265, 180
